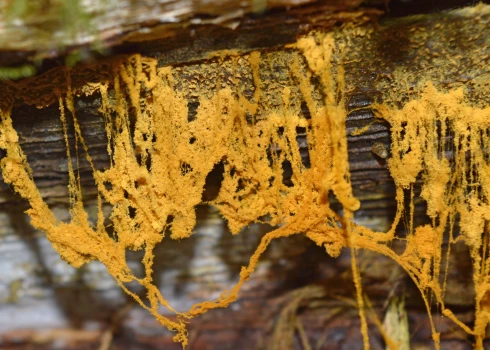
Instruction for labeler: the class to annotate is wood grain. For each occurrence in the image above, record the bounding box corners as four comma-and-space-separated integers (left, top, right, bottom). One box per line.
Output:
0, 2, 489, 349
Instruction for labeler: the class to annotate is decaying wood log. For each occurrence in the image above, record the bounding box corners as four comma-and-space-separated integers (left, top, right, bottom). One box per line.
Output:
1, 1, 490, 349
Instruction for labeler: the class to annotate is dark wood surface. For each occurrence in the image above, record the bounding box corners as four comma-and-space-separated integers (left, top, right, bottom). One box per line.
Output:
0, 1, 489, 349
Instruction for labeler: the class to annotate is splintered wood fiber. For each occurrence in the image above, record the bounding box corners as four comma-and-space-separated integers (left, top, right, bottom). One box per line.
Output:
1, 5, 490, 349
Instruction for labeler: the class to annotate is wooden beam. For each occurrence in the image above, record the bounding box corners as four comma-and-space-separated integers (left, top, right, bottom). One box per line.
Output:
0, 2, 488, 349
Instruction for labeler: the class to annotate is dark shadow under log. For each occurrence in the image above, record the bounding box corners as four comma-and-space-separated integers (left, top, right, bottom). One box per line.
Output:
0, 1, 489, 349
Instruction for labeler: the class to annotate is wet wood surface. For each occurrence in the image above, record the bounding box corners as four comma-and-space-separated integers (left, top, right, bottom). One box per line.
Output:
0, 1, 489, 349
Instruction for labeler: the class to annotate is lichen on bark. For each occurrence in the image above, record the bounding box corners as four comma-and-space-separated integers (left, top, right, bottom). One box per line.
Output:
1, 4, 490, 349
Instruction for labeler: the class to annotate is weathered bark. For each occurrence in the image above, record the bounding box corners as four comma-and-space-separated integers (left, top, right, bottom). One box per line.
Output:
0, 1, 489, 349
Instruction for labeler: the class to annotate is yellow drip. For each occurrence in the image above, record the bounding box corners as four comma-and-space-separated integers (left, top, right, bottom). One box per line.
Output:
0, 27, 490, 350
